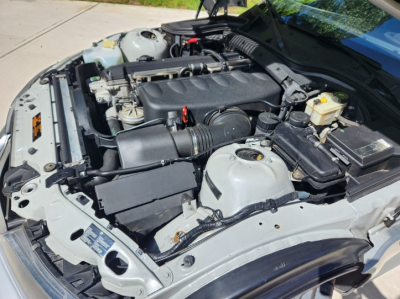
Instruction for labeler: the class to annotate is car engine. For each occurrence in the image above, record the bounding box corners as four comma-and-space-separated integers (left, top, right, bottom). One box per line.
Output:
55, 27, 398, 247
4, 22, 400, 298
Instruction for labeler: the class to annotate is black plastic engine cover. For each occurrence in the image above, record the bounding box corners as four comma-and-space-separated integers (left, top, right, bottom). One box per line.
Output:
273, 122, 341, 182
137, 69, 281, 124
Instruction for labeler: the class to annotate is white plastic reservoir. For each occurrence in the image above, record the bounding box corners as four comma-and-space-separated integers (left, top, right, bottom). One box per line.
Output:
305, 92, 348, 126
83, 38, 123, 68
120, 28, 169, 62
200, 144, 294, 217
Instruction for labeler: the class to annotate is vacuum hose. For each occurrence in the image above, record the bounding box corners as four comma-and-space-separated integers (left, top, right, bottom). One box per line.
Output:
85, 149, 119, 186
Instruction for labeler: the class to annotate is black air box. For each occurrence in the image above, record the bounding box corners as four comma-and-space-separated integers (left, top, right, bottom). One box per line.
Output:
95, 162, 197, 234
327, 125, 400, 168
137, 70, 281, 124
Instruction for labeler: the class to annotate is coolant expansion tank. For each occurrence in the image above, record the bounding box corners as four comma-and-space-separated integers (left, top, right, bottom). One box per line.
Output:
200, 144, 294, 217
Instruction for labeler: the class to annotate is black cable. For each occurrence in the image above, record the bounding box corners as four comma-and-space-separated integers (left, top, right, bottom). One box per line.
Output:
170, 43, 179, 58
282, 193, 346, 207
86, 161, 164, 177
150, 192, 346, 263
85, 134, 271, 178
115, 118, 167, 136
150, 192, 299, 262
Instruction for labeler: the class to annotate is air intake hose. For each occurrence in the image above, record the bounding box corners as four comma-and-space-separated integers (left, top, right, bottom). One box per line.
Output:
171, 108, 252, 156
85, 109, 251, 179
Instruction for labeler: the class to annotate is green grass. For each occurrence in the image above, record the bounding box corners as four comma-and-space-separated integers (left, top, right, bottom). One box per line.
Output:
80, 0, 259, 13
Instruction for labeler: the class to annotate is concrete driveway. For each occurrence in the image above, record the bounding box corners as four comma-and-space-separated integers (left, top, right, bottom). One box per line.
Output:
0, 1, 400, 298
0, 0, 206, 124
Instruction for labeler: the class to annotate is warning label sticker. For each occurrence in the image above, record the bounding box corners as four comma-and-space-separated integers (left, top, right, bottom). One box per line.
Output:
354, 139, 391, 158
32, 113, 42, 142
80, 224, 114, 257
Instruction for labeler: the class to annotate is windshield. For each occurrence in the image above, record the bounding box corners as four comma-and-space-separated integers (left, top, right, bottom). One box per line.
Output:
266, 0, 400, 78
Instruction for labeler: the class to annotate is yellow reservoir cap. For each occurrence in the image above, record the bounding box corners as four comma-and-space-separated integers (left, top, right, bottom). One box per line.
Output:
102, 39, 116, 49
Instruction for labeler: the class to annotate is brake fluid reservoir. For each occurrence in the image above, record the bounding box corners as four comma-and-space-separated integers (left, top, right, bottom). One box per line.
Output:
120, 28, 169, 62
305, 92, 348, 126
83, 39, 123, 68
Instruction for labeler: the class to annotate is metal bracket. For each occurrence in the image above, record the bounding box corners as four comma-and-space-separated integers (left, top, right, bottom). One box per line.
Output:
45, 168, 76, 188
384, 206, 400, 228
182, 194, 197, 219
3, 164, 40, 196
283, 83, 308, 104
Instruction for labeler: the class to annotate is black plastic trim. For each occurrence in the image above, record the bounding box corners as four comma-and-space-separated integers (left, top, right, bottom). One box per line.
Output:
52, 76, 71, 164
3, 164, 40, 197
188, 238, 371, 299
347, 166, 400, 202
161, 16, 249, 36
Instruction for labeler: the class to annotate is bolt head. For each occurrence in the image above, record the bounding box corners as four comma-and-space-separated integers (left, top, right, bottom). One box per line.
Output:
293, 170, 302, 180
40, 78, 50, 85
260, 140, 270, 147
43, 163, 57, 172
183, 255, 195, 267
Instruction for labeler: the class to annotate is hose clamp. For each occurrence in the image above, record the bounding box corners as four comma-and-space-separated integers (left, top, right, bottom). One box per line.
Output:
187, 127, 199, 155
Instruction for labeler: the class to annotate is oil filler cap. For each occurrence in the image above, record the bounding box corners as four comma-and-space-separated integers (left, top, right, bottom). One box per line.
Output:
289, 111, 310, 128
256, 112, 279, 132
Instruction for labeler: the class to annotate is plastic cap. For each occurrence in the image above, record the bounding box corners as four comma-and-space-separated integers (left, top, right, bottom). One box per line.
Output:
289, 111, 310, 128
102, 39, 116, 49
256, 112, 279, 132
333, 92, 349, 104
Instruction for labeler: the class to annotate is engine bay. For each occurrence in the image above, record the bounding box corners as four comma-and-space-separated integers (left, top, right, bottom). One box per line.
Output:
43, 26, 400, 252
4, 19, 400, 298
31, 27, 400, 248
